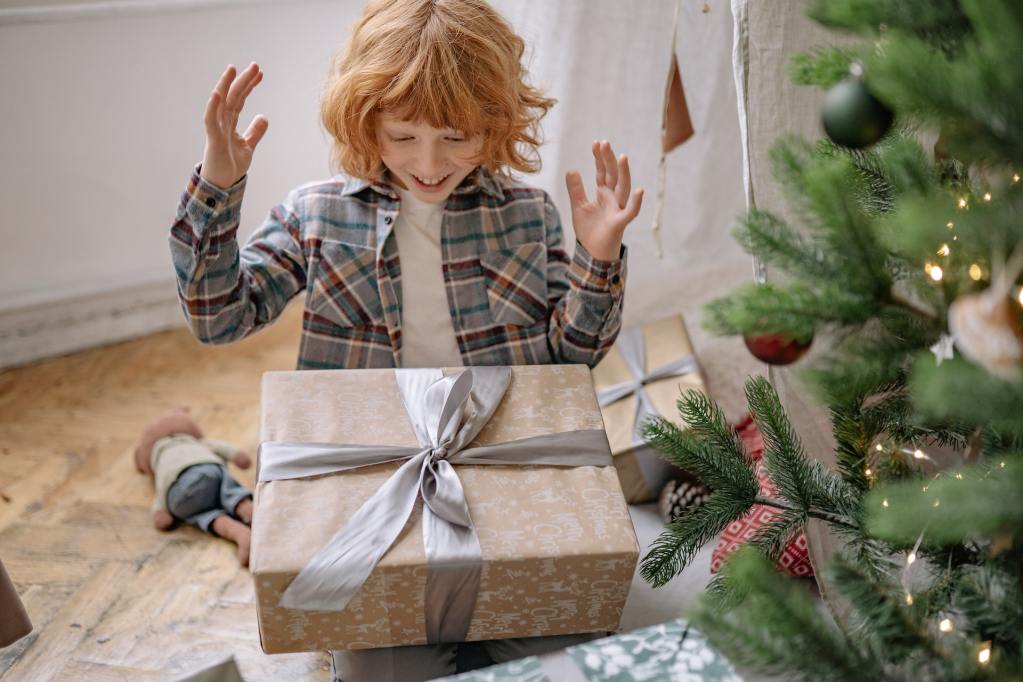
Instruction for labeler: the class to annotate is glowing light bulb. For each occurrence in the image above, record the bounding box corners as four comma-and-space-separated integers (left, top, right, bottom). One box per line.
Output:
905, 593, 913, 605
929, 265, 944, 281
947, 221, 954, 229
907, 552, 917, 565
958, 197, 968, 209
955, 472, 963, 480
875, 444, 884, 452
864, 468, 872, 476
1014, 173, 1020, 184
939, 618, 953, 632
983, 192, 992, 202
913, 449, 925, 459
969, 264, 983, 280
978, 643, 991, 665
882, 498, 889, 508
933, 499, 940, 507
937, 244, 950, 256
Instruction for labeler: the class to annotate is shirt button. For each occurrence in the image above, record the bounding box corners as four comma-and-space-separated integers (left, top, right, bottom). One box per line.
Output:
204, 197, 216, 208
611, 274, 621, 285
384, 216, 393, 225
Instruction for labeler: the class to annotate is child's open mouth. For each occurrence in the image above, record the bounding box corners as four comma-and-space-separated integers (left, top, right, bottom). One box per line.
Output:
411, 172, 451, 191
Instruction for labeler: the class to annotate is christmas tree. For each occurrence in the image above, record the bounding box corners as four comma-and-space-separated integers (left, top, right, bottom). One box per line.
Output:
641, 0, 1023, 678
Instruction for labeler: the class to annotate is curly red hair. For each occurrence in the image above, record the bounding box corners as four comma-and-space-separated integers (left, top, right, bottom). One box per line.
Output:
321, 0, 556, 180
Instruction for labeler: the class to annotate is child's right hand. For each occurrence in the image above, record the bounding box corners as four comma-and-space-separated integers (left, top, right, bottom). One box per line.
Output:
200, 63, 269, 190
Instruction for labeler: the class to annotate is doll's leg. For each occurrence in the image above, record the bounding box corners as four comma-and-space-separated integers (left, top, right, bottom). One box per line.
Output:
166, 464, 250, 566
165, 464, 222, 525
330, 644, 456, 682
209, 515, 251, 567
216, 467, 253, 524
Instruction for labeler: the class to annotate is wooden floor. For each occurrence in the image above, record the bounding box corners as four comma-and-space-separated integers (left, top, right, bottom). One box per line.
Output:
0, 303, 331, 681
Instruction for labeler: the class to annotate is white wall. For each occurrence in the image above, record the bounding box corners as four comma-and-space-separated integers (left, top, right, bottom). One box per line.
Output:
0, 0, 756, 409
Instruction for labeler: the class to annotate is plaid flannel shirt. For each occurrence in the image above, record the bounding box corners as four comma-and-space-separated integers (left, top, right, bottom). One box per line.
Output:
169, 165, 626, 369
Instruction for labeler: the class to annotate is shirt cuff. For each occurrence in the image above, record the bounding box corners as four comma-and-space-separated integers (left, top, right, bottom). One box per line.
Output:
569, 241, 627, 295
178, 163, 247, 243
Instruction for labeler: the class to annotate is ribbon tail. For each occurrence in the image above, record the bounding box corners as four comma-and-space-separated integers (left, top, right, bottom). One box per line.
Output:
644, 354, 700, 383
616, 327, 647, 380
631, 388, 659, 447
420, 458, 481, 642
280, 450, 430, 612
422, 501, 482, 643
596, 381, 639, 408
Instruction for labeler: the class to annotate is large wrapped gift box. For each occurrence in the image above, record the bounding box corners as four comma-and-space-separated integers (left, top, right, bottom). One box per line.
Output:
591, 315, 708, 503
251, 365, 640, 653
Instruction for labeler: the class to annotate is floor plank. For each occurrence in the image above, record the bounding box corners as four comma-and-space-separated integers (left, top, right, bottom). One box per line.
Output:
0, 303, 325, 681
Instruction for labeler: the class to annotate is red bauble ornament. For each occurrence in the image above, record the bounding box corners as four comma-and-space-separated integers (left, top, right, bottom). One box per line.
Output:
743, 333, 813, 365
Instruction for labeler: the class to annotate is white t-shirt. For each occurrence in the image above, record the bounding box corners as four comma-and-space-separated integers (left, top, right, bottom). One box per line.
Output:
393, 188, 464, 368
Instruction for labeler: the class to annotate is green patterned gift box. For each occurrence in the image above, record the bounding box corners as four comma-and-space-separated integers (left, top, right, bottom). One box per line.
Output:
436, 619, 741, 682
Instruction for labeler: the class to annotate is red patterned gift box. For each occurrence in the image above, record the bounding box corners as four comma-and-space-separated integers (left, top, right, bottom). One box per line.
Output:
710, 416, 813, 577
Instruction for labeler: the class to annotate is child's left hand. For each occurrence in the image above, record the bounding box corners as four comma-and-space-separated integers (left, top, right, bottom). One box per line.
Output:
565, 140, 644, 262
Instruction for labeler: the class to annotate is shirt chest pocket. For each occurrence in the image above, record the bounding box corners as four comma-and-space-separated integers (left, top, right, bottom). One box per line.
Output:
308, 240, 384, 327
479, 242, 549, 327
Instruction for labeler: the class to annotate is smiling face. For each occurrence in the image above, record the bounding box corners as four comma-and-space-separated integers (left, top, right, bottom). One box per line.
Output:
376, 112, 484, 204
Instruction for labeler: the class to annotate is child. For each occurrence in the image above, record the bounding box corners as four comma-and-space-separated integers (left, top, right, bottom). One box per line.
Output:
169, 0, 643, 678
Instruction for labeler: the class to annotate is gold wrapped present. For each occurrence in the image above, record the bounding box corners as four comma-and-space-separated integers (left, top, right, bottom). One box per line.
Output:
251, 365, 639, 653
592, 315, 707, 503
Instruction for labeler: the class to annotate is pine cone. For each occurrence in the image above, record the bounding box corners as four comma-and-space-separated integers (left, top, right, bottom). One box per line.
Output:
657, 476, 712, 524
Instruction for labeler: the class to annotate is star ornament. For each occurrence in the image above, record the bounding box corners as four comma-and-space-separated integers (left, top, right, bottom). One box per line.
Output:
930, 334, 955, 365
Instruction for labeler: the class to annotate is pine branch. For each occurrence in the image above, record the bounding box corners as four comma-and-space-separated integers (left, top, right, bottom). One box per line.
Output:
806, 0, 971, 48
733, 209, 837, 281
911, 357, 1023, 438
746, 375, 850, 512
827, 555, 951, 667
639, 494, 753, 588
865, 15, 1023, 164
804, 159, 893, 298
954, 562, 1023, 656
690, 549, 884, 682
816, 133, 938, 216
671, 389, 762, 495
789, 46, 859, 88
753, 495, 857, 531
703, 281, 871, 340
866, 457, 1023, 544
641, 412, 756, 496
747, 509, 808, 559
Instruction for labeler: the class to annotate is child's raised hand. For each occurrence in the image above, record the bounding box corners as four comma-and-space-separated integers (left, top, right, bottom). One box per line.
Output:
200, 63, 269, 190
565, 141, 644, 262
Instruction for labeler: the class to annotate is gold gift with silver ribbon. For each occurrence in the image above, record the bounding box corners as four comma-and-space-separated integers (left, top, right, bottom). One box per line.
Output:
592, 315, 707, 503
251, 365, 639, 653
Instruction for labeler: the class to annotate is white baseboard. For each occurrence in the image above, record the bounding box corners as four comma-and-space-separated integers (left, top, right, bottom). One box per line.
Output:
0, 281, 185, 369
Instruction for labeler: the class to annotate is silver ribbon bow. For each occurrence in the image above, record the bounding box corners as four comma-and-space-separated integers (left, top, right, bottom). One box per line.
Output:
257, 366, 612, 644
595, 326, 699, 447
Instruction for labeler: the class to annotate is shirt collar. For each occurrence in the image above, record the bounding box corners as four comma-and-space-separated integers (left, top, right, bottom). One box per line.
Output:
339, 166, 504, 201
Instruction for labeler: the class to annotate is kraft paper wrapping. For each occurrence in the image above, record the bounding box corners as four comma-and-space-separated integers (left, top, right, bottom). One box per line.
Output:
251, 365, 639, 653
591, 315, 707, 503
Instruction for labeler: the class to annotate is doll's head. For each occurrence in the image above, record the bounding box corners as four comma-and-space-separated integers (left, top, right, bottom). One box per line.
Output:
134, 407, 203, 475
320, 0, 555, 190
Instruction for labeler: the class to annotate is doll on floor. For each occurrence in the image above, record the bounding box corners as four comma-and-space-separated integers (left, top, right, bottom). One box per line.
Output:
134, 407, 254, 566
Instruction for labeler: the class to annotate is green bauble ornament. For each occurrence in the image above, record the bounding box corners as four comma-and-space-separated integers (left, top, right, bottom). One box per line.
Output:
821, 76, 894, 149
